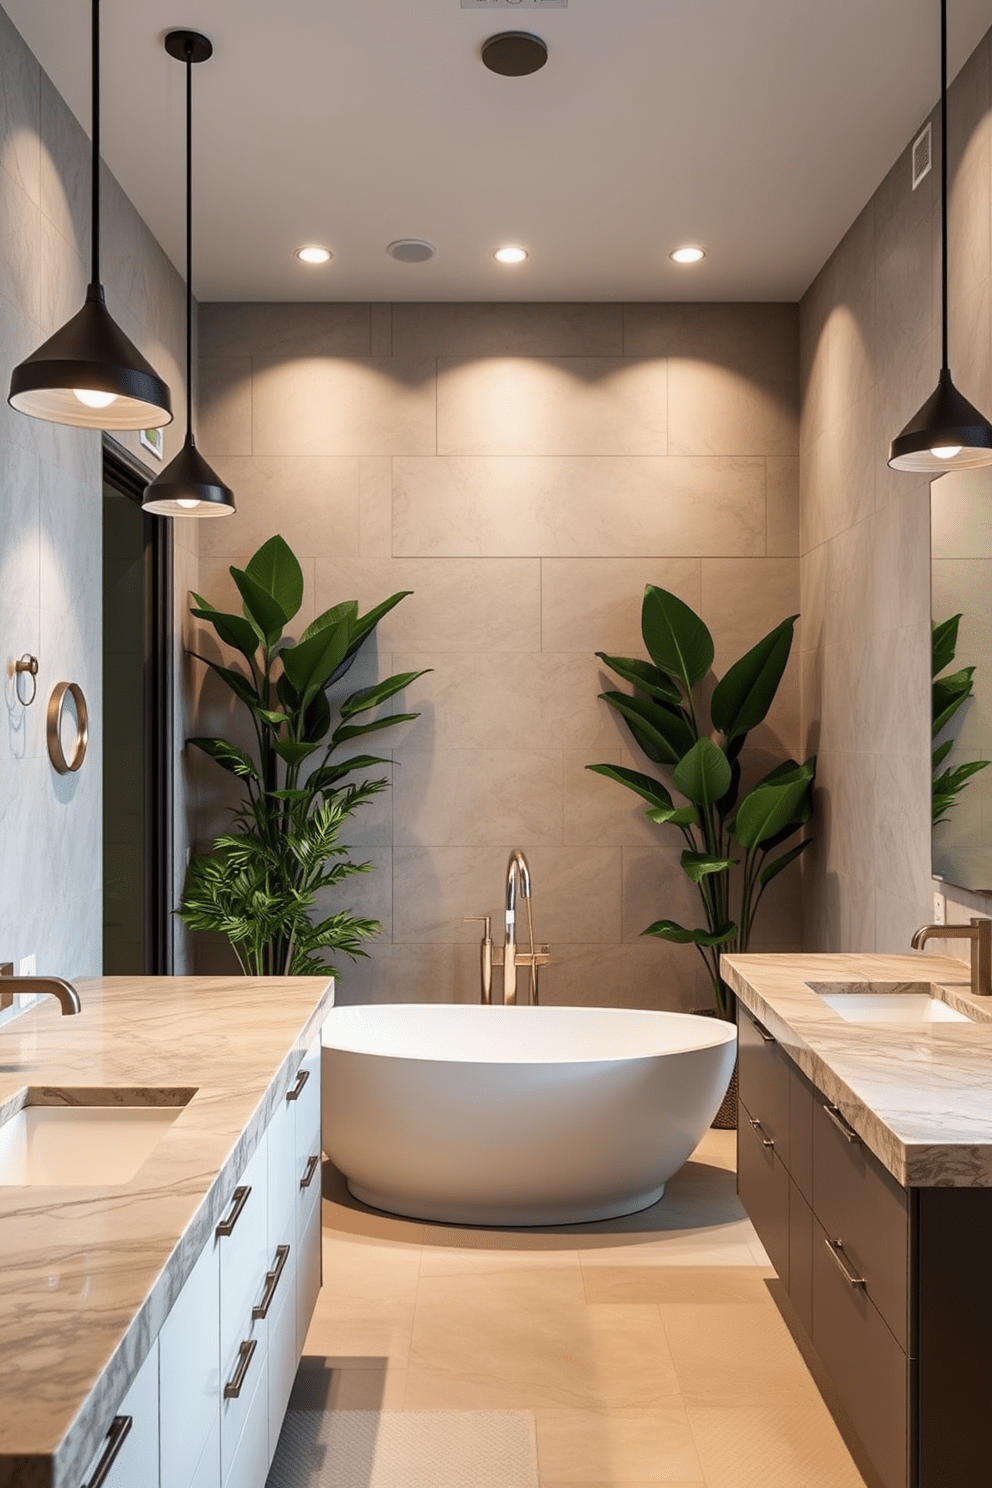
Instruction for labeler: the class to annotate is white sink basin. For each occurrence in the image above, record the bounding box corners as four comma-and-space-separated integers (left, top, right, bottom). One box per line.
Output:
0, 1101, 187, 1186
808, 981, 971, 1025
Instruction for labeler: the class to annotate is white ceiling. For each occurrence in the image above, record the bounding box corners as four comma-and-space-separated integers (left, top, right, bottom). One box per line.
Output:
5, 0, 992, 302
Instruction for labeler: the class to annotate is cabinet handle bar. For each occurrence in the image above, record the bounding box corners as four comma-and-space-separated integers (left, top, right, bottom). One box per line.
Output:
224, 1338, 258, 1399
286, 1068, 310, 1101
300, 1153, 320, 1189
216, 1184, 251, 1237
751, 1016, 776, 1043
824, 1237, 866, 1289
253, 1244, 291, 1320
749, 1116, 774, 1149
822, 1102, 861, 1144
81, 1414, 132, 1488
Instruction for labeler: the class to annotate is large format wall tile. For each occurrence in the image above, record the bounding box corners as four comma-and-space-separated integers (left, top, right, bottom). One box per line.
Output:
199, 301, 373, 360
252, 355, 437, 458
392, 748, 564, 847
541, 556, 701, 655
392, 302, 623, 357
198, 456, 362, 562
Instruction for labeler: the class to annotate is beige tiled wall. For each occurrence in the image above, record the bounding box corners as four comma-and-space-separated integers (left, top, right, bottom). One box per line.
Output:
0, 3, 193, 984
194, 301, 801, 1008
799, 25, 992, 950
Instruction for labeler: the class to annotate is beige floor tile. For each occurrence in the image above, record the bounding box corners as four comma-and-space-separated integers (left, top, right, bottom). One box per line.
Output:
660, 1302, 822, 1408
292, 1355, 408, 1409
303, 1300, 418, 1369
321, 1170, 426, 1246
535, 1404, 704, 1482
320, 1233, 423, 1305
419, 1242, 584, 1278
582, 1266, 776, 1305
406, 1275, 679, 1408
687, 1404, 867, 1487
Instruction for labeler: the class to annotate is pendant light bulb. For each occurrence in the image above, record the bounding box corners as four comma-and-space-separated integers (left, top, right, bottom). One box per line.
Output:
888, 0, 992, 472
7, 0, 172, 430
143, 31, 234, 518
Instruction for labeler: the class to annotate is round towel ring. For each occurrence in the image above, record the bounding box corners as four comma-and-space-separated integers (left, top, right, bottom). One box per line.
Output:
14, 654, 38, 707
47, 682, 88, 774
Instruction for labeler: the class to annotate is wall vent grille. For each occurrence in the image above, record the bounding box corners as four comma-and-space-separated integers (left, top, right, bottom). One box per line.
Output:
912, 123, 932, 190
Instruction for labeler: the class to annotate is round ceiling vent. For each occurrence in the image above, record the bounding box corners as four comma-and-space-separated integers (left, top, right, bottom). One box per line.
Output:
482, 32, 548, 77
386, 239, 437, 264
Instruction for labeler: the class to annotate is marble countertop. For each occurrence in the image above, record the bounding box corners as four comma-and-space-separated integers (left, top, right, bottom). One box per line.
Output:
0, 975, 333, 1488
722, 951, 992, 1190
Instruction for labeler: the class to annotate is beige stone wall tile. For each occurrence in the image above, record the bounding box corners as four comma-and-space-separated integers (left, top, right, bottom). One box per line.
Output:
872, 334, 935, 515
947, 36, 992, 304
392, 748, 563, 846
564, 747, 669, 849
393, 456, 767, 558
392, 844, 621, 945
799, 543, 827, 653
948, 276, 992, 416
668, 357, 798, 458
251, 355, 436, 457
437, 356, 668, 457
540, 939, 699, 1012
799, 199, 876, 452
199, 301, 372, 359
0, 164, 41, 322
0, 7, 40, 206
392, 302, 623, 357
621, 846, 699, 944
329, 942, 460, 1005
198, 358, 252, 457
359, 457, 393, 556
391, 650, 623, 752
800, 385, 877, 552
197, 456, 361, 563
314, 555, 542, 653
369, 303, 392, 357
317, 845, 393, 941
766, 456, 799, 557
541, 558, 701, 655
700, 558, 800, 642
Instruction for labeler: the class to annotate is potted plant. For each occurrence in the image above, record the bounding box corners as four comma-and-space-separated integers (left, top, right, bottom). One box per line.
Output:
932, 613, 990, 826
179, 534, 427, 977
589, 584, 815, 1032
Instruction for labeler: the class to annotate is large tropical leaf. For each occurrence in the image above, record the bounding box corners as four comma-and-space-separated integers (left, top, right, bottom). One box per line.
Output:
349, 591, 414, 653
733, 774, 813, 850
932, 614, 962, 677
595, 653, 681, 704
710, 616, 797, 741
681, 851, 737, 883
188, 737, 260, 780
645, 803, 701, 827
230, 565, 289, 645
933, 667, 976, 736
339, 671, 429, 720
672, 738, 732, 809
642, 918, 736, 947
600, 691, 696, 765
759, 838, 811, 887
331, 712, 419, 746
190, 596, 260, 663
272, 739, 321, 767
245, 535, 304, 623
641, 585, 714, 690
300, 600, 358, 645
188, 654, 260, 710
280, 621, 351, 703
586, 763, 675, 811
307, 755, 392, 792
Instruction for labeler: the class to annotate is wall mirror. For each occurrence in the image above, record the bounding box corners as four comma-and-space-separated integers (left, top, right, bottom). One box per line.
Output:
930, 469, 992, 893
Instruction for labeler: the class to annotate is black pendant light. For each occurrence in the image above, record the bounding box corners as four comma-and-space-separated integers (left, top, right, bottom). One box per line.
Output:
7, 0, 172, 429
143, 32, 234, 517
888, 0, 992, 472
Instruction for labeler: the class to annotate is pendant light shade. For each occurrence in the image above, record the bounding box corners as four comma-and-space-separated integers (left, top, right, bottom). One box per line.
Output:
143, 30, 233, 518
888, 0, 992, 472
7, 0, 172, 430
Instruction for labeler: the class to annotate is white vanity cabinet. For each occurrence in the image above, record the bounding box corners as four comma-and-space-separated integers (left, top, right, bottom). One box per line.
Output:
79, 1340, 159, 1488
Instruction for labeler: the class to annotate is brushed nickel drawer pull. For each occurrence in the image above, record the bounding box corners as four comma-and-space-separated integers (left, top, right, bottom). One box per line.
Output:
752, 1016, 776, 1043
300, 1154, 320, 1189
253, 1244, 291, 1320
823, 1102, 861, 1144
824, 1237, 866, 1289
81, 1414, 132, 1488
749, 1116, 774, 1149
224, 1338, 258, 1399
286, 1068, 310, 1101
215, 1184, 251, 1237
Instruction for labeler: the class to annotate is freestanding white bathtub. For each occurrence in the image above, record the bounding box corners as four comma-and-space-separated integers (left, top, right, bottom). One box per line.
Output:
320, 1004, 737, 1226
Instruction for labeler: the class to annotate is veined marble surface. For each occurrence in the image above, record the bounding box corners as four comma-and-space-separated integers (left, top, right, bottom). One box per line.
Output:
0, 975, 333, 1488
722, 951, 992, 1190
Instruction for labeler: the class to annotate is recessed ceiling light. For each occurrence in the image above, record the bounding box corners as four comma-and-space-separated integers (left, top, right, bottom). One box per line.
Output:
669, 245, 706, 265
296, 246, 332, 264
494, 246, 528, 264
387, 239, 437, 263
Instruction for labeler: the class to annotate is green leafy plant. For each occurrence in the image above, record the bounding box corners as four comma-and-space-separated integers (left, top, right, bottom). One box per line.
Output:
589, 585, 815, 1020
932, 613, 990, 827
179, 534, 427, 977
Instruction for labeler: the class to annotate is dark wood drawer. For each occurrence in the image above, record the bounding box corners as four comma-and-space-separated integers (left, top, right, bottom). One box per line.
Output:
812, 1216, 911, 1488
788, 1181, 813, 1336
788, 1062, 814, 1204
738, 1097, 790, 1285
738, 1005, 791, 1168
812, 1096, 910, 1351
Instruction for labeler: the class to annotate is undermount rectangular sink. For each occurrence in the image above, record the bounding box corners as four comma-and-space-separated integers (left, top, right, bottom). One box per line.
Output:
0, 1092, 193, 1186
807, 981, 972, 1025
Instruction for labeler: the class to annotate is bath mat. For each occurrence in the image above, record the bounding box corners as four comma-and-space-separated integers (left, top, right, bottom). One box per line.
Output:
266, 1408, 540, 1488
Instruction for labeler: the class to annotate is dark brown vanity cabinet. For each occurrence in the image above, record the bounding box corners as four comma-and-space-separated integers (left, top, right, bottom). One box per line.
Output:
737, 1002, 992, 1488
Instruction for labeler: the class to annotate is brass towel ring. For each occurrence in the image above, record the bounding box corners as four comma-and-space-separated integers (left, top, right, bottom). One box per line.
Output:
47, 682, 88, 774
14, 654, 38, 707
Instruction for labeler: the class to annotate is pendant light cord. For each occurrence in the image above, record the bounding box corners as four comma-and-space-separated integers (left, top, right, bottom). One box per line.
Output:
185, 37, 194, 438
90, 0, 100, 285
940, 0, 949, 373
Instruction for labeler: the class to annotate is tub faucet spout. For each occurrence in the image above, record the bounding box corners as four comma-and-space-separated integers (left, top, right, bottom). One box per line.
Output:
0, 963, 82, 1015
503, 849, 531, 1007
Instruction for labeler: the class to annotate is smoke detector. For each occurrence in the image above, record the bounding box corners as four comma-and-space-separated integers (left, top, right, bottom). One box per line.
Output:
387, 239, 437, 263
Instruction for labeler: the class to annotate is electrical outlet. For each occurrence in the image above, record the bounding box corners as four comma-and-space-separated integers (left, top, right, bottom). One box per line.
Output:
933, 891, 946, 925
17, 954, 40, 1009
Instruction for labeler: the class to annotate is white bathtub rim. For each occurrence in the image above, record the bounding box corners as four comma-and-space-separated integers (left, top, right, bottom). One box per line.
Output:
345, 1176, 668, 1228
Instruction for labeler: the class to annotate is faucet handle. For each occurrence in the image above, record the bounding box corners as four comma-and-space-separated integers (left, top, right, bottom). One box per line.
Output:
463, 915, 492, 941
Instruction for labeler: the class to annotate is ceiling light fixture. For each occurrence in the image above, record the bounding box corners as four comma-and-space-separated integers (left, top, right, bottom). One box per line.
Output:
482, 31, 548, 76
494, 246, 528, 264
669, 246, 706, 264
7, 0, 172, 429
142, 32, 234, 517
296, 246, 332, 265
888, 0, 992, 472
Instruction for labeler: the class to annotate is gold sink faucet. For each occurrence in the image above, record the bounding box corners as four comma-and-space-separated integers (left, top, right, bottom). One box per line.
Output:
0, 963, 82, 1015
910, 919, 992, 998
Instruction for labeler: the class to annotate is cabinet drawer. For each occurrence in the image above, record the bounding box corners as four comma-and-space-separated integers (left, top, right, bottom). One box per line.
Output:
221, 1318, 267, 1483
297, 1176, 323, 1354
292, 1038, 321, 1164
788, 1182, 813, 1336
267, 1266, 299, 1468
218, 1136, 270, 1365
738, 1099, 789, 1284
738, 1005, 791, 1167
80, 1340, 159, 1488
788, 1063, 814, 1204
812, 1216, 911, 1488
160, 1233, 220, 1488
222, 1335, 269, 1488
268, 1088, 298, 1252
812, 1097, 910, 1351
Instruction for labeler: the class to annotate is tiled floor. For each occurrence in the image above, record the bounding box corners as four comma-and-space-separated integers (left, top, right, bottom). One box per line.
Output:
302, 1131, 867, 1487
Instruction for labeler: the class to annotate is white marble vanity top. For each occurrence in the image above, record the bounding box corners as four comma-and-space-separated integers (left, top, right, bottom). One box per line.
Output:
722, 951, 992, 1189
0, 975, 333, 1488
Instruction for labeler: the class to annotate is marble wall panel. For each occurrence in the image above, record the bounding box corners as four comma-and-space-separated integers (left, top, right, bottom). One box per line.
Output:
540, 557, 701, 656
436, 357, 668, 457
393, 455, 768, 559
